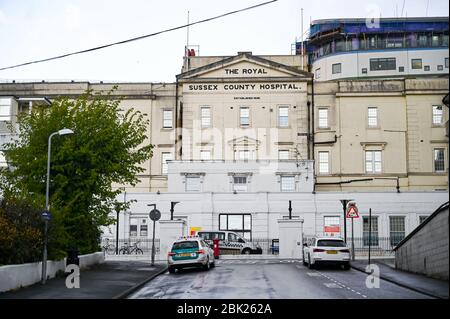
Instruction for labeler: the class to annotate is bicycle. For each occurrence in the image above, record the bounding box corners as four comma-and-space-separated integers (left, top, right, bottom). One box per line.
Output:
119, 241, 143, 254
102, 239, 116, 255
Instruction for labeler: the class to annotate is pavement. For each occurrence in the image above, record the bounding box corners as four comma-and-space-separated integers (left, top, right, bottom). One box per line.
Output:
350, 258, 449, 299
0, 261, 167, 299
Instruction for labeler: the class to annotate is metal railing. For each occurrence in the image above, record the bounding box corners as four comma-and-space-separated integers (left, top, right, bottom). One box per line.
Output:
101, 238, 160, 255
303, 236, 397, 257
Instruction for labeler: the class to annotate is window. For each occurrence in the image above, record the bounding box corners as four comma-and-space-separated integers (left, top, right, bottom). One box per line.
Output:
140, 224, 148, 237
130, 219, 138, 237
233, 176, 248, 192
281, 176, 295, 192
418, 35, 428, 47
315, 68, 321, 79
363, 216, 379, 246
432, 105, 443, 124
318, 151, 330, 174
240, 107, 250, 127
424, 65, 430, 71
324, 216, 340, 234
186, 176, 201, 192
434, 148, 445, 172
446, 58, 449, 68
332, 63, 342, 74
235, 150, 254, 161
370, 58, 396, 71
419, 216, 429, 224
201, 107, 211, 128
411, 59, 422, 70
318, 108, 329, 128
278, 106, 289, 127
219, 214, 252, 240
278, 150, 289, 160
0, 151, 6, 167
390, 216, 405, 246
0, 98, 12, 121
163, 109, 173, 128
200, 150, 211, 160
368, 107, 378, 127
362, 68, 368, 74
399, 66, 405, 72
432, 35, 440, 47
365, 151, 382, 174
161, 152, 172, 174
438, 65, 444, 71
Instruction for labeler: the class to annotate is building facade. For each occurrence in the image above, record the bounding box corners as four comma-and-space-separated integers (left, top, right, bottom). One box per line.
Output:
0, 17, 448, 247
304, 17, 449, 81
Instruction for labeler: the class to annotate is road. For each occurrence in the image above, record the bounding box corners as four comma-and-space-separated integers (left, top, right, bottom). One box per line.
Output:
128, 260, 432, 299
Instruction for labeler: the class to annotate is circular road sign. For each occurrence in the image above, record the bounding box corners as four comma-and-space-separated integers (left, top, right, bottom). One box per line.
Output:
41, 210, 52, 221
149, 209, 161, 221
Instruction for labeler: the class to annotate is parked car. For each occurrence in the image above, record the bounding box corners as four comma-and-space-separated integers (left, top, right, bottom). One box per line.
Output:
167, 236, 215, 274
197, 231, 262, 255
303, 237, 351, 270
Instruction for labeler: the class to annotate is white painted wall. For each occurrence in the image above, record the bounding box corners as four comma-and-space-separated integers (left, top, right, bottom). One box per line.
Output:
167, 161, 314, 193
312, 48, 449, 81
0, 252, 105, 293
106, 191, 448, 242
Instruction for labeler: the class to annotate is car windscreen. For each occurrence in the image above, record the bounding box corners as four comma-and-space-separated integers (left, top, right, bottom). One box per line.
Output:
172, 241, 199, 250
317, 240, 346, 247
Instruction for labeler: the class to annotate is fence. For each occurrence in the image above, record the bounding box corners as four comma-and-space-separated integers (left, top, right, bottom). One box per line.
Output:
101, 238, 160, 255
303, 236, 396, 257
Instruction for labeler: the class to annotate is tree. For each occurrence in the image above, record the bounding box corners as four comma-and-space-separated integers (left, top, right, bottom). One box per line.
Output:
0, 88, 152, 259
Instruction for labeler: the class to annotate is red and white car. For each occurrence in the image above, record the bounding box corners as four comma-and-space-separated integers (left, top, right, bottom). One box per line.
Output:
303, 237, 351, 270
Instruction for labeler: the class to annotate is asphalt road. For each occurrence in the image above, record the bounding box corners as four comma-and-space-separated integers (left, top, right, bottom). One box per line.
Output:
128, 260, 432, 299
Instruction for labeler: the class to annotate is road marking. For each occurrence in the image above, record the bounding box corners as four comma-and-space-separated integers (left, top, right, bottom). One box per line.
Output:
313, 270, 367, 299
324, 283, 342, 289
306, 272, 322, 276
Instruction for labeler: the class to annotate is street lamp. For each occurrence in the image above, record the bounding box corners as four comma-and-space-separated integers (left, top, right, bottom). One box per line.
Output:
41, 128, 74, 284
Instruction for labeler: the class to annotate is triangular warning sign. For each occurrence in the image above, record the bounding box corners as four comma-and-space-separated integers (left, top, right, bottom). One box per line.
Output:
346, 206, 359, 218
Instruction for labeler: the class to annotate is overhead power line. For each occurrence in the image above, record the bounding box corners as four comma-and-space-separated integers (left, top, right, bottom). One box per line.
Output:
0, 0, 278, 71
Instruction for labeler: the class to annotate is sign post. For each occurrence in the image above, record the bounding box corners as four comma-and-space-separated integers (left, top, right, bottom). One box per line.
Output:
148, 204, 161, 266
340, 199, 353, 243
368, 208, 372, 265
346, 202, 359, 261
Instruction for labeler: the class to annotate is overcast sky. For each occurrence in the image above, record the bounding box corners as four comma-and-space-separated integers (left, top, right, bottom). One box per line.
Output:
0, 0, 448, 83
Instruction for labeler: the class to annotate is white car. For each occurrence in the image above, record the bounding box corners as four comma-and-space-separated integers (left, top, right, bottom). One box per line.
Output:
167, 236, 215, 273
303, 237, 351, 270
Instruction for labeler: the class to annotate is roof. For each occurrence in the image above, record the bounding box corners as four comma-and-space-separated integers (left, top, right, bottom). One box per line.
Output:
393, 201, 449, 251
309, 16, 449, 38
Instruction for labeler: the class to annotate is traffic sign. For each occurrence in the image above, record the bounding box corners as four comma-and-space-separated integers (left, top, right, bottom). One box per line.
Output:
149, 209, 161, 221
346, 204, 359, 218
41, 210, 52, 221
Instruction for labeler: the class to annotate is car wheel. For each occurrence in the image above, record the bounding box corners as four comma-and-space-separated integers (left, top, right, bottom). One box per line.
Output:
343, 262, 351, 270
242, 248, 252, 255
168, 266, 176, 274
308, 254, 315, 269
203, 258, 210, 270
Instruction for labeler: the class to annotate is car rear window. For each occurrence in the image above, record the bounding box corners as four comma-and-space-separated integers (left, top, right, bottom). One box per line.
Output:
172, 241, 199, 250
317, 240, 346, 247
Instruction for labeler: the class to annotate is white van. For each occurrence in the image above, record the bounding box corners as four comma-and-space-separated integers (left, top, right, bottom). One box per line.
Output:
197, 231, 262, 255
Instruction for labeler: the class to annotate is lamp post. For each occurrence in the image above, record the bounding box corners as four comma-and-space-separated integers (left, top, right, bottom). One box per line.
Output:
41, 128, 74, 285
